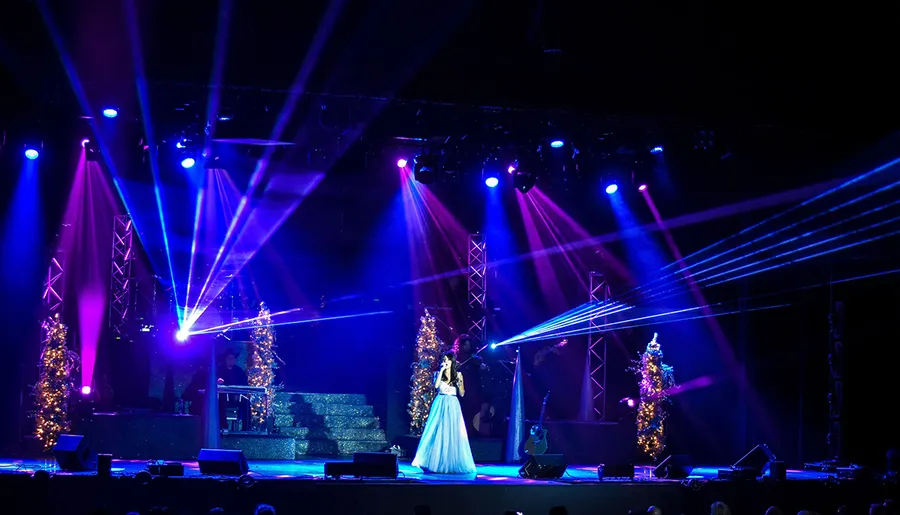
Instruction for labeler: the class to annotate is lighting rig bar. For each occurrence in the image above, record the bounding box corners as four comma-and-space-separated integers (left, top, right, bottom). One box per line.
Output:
109, 214, 135, 336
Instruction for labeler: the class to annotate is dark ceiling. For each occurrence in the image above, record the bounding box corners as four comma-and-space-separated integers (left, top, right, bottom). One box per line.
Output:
2, 0, 899, 129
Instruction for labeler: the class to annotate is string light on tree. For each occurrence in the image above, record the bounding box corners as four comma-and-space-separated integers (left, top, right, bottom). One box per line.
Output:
33, 314, 81, 450
628, 332, 675, 460
409, 310, 444, 435
248, 302, 281, 429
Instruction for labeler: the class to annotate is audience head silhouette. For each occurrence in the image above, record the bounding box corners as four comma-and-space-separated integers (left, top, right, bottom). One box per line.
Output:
711, 502, 731, 515
647, 506, 662, 515
255, 504, 276, 515
766, 506, 783, 515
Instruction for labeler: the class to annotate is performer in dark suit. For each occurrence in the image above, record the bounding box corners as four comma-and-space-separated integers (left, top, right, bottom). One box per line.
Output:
217, 349, 248, 386
216, 348, 249, 431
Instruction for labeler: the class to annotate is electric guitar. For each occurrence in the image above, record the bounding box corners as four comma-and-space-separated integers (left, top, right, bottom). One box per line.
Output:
524, 391, 551, 456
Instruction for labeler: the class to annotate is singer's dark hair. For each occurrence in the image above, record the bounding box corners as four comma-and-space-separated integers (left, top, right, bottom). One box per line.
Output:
442, 352, 459, 387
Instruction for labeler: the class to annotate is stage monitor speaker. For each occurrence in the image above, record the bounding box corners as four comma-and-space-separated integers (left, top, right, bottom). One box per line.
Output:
53, 434, 96, 472
653, 454, 694, 479
768, 461, 786, 481
733, 444, 776, 475
519, 454, 567, 480
353, 452, 399, 478
198, 448, 249, 476
597, 463, 634, 480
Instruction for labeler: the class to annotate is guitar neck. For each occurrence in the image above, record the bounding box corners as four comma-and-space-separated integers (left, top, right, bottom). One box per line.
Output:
537, 394, 549, 425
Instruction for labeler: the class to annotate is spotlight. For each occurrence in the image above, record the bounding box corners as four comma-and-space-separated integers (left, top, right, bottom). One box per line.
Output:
550, 140, 564, 148
650, 146, 664, 154
180, 156, 196, 169
507, 164, 516, 174
483, 156, 501, 188
605, 183, 618, 194
24, 148, 39, 160
81, 385, 92, 396
175, 330, 188, 342
413, 154, 439, 184
102, 108, 118, 119
81, 138, 90, 148
490, 342, 498, 350
397, 158, 408, 168
638, 184, 647, 192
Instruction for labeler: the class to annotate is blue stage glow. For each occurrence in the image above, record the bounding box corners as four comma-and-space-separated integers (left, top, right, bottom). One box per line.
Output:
550, 140, 564, 148
605, 184, 618, 194
181, 157, 196, 169
24, 149, 39, 160
102, 108, 118, 118
485, 176, 499, 188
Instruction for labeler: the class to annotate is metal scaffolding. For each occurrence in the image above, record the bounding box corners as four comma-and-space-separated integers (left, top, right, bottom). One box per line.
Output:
588, 271, 611, 420
42, 252, 65, 317
467, 233, 487, 344
827, 299, 844, 461
109, 215, 135, 335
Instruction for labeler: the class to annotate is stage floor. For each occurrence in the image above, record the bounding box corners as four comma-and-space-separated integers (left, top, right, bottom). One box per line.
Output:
0, 457, 834, 483
0, 457, 885, 515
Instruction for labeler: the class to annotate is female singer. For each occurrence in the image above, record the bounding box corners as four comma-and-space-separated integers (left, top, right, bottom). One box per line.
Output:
411, 352, 477, 474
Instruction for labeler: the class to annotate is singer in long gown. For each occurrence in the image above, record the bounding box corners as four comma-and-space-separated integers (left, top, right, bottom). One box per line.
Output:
412, 352, 477, 475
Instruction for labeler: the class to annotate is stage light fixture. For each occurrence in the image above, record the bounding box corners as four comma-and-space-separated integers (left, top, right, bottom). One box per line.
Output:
514, 171, 536, 193
638, 184, 648, 191
81, 138, 90, 148
605, 183, 618, 194
650, 146, 664, 154
413, 154, 439, 184
24, 148, 39, 160
175, 330, 188, 342
102, 108, 118, 119
508, 164, 516, 174
397, 158, 408, 168
180, 155, 196, 169
483, 156, 501, 188
550, 140, 564, 148
81, 386, 92, 396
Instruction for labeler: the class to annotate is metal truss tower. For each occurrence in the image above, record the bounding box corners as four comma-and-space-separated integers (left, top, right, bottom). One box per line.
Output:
588, 271, 611, 420
467, 234, 487, 345
42, 249, 66, 318
109, 215, 135, 335
827, 298, 844, 461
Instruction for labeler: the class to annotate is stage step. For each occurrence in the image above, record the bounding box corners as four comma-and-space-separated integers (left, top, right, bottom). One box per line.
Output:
293, 403, 374, 417
274, 392, 367, 405
221, 434, 296, 460
294, 438, 388, 457
281, 427, 386, 442
233, 392, 388, 458
293, 414, 381, 429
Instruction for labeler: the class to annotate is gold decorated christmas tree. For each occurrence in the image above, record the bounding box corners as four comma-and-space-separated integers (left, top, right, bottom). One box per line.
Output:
408, 310, 444, 435
33, 314, 80, 450
248, 302, 280, 429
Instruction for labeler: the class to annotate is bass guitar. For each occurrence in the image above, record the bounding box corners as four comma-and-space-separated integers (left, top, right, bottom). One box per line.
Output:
524, 391, 551, 456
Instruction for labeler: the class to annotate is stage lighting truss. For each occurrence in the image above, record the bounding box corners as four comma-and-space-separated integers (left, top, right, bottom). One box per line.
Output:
42, 248, 66, 317
109, 215, 135, 335
467, 233, 487, 344
588, 271, 611, 421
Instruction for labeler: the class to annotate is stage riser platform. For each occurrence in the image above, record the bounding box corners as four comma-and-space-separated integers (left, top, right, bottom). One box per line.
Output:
74, 413, 201, 461
3, 473, 892, 515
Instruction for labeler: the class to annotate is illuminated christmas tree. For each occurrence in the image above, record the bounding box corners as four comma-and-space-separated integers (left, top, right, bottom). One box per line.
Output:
248, 302, 280, 429
629, 332, 675, 460
409, 310, 444, 435
33, 314, 80, 450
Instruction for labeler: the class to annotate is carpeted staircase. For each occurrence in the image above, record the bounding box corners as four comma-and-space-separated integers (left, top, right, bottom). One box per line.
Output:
276, 392, 387, 457
221, 392, 388, 460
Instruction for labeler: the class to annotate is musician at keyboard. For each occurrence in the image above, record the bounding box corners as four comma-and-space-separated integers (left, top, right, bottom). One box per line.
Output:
217, 348, 249, 431
217, 348, 248, 386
